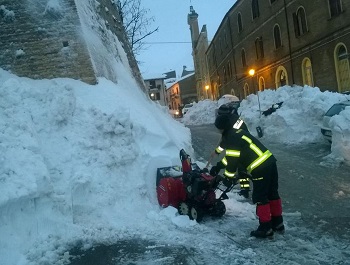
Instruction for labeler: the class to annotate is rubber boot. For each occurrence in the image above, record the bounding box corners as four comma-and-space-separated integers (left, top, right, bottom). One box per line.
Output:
250, 203, 273, 238
270, 199, 285, 233
271, 216, 285, 234
250, 221, 274, 238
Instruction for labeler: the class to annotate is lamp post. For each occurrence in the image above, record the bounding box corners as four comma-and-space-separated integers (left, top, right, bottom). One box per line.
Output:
249, 68, 263, 138
248, 68, 261, 116
205, 85, 210, 99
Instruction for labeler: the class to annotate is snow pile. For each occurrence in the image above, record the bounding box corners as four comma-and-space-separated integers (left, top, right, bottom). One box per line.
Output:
181, 99, 218, 125
0, 68, 192, 264
181, 85, 350, 165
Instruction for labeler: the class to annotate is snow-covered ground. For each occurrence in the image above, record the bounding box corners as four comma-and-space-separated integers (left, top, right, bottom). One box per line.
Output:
1, 67, 350, 264
2, 0, 350, 264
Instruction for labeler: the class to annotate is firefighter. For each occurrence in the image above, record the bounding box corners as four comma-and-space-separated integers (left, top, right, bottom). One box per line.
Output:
212, 113, 251, 198
210, 114, 285, 238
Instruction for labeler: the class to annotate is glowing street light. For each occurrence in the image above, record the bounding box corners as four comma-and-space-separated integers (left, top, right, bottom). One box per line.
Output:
248, 68, 261, 117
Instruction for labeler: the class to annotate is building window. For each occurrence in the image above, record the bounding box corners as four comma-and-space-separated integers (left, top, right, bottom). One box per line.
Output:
244, 83, 250, 98
275, 66, 289, 88
334, 43, 350, 92
293, 7, 308, 37
329, 0, 342, 17
227, 61, 233, 79
302, 57, 314, 87
252, 0, 260, 19
241, 49, 247, 67
149, 80, 156, 88
259, 76, 265, 91
223, 66, 227, 84
255, 37, 264, 60
237, 13, 243, 33
273, 24, 282, 49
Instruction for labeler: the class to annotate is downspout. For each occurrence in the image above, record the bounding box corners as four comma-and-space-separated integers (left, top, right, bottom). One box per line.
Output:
283, 0, 295, 84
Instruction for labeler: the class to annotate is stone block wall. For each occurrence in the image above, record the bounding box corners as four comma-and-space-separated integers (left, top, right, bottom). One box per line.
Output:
0, 0, 97, 84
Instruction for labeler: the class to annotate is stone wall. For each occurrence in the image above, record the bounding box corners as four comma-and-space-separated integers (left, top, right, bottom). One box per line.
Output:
0, 0, 145, 89
0, 0, 96, 84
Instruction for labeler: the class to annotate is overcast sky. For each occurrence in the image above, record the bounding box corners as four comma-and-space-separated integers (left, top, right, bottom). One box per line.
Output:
138, 0, 235, 78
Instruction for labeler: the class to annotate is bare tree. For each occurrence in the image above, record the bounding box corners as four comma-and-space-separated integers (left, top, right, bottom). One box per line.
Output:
116, 0, 158, 56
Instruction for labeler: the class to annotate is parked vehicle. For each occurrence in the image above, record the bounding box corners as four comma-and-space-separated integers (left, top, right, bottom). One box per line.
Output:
183, 103, 193, 115
320, 100, 350, 142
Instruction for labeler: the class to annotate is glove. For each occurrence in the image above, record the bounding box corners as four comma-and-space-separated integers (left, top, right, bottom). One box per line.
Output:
210, 166, 220, 176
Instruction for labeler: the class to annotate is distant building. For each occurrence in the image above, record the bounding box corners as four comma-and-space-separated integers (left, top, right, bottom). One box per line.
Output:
166, 73, 196, 112
206, 0, 350, 99
143, 74, 168, 106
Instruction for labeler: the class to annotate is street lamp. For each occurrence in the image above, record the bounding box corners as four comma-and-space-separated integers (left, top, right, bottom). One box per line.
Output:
205, 85, 210, 99
249, 69, 255, 77
248, 69, 260, 113
249, 68, 263, 138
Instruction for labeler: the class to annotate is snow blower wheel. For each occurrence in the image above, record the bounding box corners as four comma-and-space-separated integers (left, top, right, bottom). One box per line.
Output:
211, 200, 226, 217
189, 206, 203, 222
178, 202, 190, 216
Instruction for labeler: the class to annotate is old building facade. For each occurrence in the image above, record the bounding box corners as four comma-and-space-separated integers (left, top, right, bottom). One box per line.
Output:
187, 6, 211, 100
0, 0, 144, 89
207, 0, 350, 99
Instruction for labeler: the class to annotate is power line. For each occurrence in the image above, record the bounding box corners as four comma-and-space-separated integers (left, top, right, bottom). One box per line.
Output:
144, 41, 191, 44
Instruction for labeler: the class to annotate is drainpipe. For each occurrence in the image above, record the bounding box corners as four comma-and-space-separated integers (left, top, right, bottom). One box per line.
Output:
283, 0, 295, 84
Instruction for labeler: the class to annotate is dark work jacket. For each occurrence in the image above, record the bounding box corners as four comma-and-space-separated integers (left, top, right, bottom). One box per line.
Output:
216, 128, 276, 178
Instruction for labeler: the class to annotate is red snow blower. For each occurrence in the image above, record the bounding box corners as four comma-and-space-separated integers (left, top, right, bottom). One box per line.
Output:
156, 149, 233, 222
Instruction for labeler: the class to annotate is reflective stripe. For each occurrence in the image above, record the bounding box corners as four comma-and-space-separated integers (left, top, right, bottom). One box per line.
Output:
233, 119, 244, 129
221, 157, 228, 166
247, 150, 272, 173
239, 178, 250, 182
240, 134, 272, 173
226, 149, 240, 157
252, 177, 264, 181
242, 135, 252, 143
224, 170, 236, 178
216, 146, 224, 153
240, 184, 250, 188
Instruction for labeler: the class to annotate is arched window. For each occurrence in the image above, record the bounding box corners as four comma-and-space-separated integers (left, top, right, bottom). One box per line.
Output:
273, 25, 282, 49
252, 0, 260, 19
293, 7, 308, 37
237, 13, 243, 33
302, 57, 314, 87
275, 66, 289, 88
259, 76, 265, 91
244, 83, 250, 98
329, 0, 342, 17
255, 37, 264, 60
241, 49, 247, 67
334, 43, 350, 92
301, 57, 314, 86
